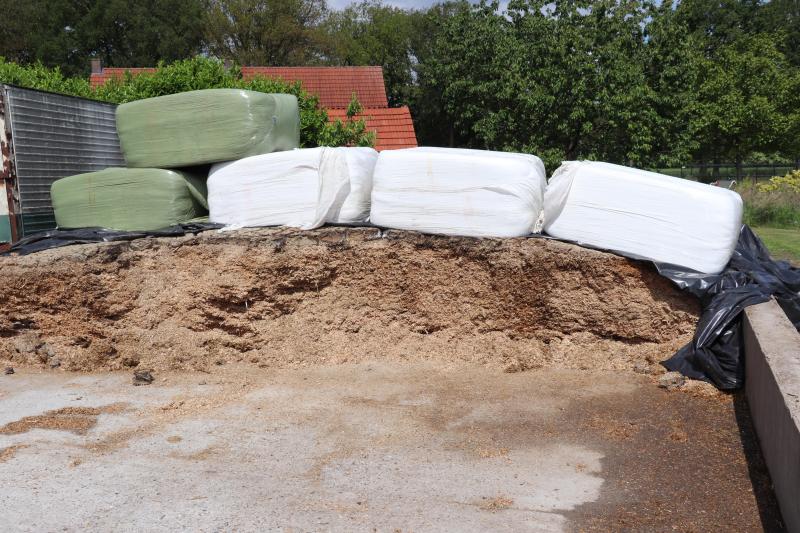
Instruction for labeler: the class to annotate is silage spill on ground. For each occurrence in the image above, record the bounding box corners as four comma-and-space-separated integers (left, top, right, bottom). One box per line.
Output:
0, 227, 699, 373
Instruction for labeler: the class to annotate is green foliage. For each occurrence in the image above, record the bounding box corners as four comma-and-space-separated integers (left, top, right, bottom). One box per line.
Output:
318, 116, 376, 147
0, 0, 205, 76
346, 92, 363, 117
690, 33, 800, 164
204, 0, 327, 66
744, 203, 800, 229
756, 170, 800, 194
758, 0, 800, 67
413, 0, 659, 170
2, 0, 799, 167
0, 57, 373, 149
0, 58, 91, 97
738, 175, 800, 229
411, 0, 800, 171
320, 1, 422, 106
92, 57, 240, 103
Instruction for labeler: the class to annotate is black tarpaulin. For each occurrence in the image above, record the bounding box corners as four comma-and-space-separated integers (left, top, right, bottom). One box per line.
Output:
659, 225, 800, 389
4, 223, 223, 256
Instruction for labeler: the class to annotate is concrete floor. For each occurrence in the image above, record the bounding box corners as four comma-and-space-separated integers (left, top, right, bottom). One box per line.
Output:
0, 363, 784, 532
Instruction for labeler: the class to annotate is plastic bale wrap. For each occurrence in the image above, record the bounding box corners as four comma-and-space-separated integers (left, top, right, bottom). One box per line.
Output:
370, 147, 547, 238
116, 89, 300, 168
208, 147, 377, 229
331, 147, 378, 224
51, 168, 208, 231
544, 161, 743, 274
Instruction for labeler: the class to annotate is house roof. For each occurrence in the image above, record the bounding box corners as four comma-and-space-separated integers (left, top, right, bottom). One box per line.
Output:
241, 67, 388, 109
327, 107, 417, 151
89, 67, 156, 88
91, 66, 389, 109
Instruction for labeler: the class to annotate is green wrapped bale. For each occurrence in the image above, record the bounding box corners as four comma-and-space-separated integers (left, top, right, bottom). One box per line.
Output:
51, 168, 208, 231
116, 89, 300, 168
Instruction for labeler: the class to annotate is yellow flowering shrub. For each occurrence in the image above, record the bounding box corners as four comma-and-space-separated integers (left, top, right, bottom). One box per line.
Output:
757, 170, 800, 193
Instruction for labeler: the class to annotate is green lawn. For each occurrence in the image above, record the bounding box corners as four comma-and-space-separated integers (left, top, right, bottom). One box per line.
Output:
753, 227, 800, 264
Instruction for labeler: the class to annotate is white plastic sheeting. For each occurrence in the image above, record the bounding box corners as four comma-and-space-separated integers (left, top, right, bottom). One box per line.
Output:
208, 147, 378, 229
330, 147, 378, 224
370, 147, 547, 238
544, 161, 743, 274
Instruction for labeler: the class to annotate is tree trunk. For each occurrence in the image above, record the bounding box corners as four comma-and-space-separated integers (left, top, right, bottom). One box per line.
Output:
565, 137, 579, 160
712, 156, 720, 181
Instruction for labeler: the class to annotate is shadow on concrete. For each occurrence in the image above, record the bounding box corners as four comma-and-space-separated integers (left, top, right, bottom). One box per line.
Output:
733, 391, 786, 532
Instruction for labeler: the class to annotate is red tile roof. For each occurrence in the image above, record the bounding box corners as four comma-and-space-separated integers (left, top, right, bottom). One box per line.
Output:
91, 66, 389, 109
328, 107, 417, 151
89, 67, 156, 88
241, 66, 388, 109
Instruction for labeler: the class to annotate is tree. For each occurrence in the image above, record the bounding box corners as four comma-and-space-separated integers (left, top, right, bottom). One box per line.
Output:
0, 0, 206, 76
510, 0, 657, 165
404, 2, 464, 147
757, 0, 800, 66
673, 0, 762, 54
414, 0, 657, 170
0, 0, 83, 74
413, 1, 516, 150
643, 2, 706, 167
659, 0, 800, 170
204, 0, 327, 65
689, 34, 800, 171
80, 0, 206, 70
319, 1, 420, 106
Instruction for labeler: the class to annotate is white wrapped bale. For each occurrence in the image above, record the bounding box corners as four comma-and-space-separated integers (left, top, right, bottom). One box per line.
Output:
329, 147, 378, 224
208, 147, 378, 229
370, 147, 547, 238
543, 161, 743, 274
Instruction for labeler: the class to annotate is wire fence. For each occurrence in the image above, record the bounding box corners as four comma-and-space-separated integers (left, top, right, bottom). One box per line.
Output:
653, 162, 800, 182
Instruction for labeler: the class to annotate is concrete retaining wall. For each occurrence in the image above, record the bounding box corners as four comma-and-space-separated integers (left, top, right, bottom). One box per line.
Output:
744, 300, 800, 532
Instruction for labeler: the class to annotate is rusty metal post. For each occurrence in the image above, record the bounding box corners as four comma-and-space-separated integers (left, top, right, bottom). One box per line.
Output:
0, 87, 20, 243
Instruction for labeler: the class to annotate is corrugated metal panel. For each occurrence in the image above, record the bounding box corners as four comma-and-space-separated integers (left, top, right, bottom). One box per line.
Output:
3, 85, 125, 235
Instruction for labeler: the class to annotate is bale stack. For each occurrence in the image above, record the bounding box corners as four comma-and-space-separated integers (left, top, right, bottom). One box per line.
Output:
50, 89, 301, 232
49, 89, 744, 275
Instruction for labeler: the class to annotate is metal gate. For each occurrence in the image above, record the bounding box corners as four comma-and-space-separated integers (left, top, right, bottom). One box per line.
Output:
0, 85, 125, 241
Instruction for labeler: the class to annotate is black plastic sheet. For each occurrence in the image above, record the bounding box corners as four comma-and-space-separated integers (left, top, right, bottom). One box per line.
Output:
4, 223, 223, 256
659, 225, 800, 389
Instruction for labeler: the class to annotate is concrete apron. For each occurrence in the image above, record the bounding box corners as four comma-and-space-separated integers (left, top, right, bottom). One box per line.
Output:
0, 362, 780, 532
0, 365, 606, 532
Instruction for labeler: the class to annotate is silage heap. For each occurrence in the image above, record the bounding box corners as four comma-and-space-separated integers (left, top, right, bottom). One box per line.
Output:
0, 227, 699, 372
